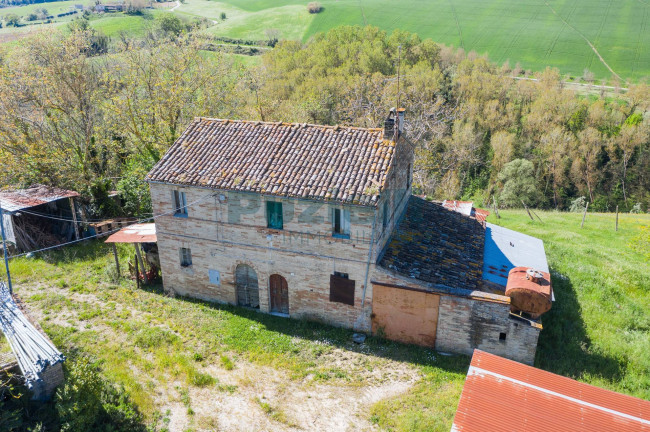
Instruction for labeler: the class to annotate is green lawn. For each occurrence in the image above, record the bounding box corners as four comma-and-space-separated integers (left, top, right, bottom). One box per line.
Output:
4, 209, 649, 430
170, 0, 650, 82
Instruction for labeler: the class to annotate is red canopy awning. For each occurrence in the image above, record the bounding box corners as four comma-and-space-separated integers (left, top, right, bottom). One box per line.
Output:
104, 223, 156, 244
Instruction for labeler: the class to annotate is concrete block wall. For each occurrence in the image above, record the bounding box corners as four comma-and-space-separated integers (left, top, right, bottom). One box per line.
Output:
31, 362, 64, 401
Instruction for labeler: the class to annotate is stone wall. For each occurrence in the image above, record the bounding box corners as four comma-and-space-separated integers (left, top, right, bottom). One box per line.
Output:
435, 295, 540, 365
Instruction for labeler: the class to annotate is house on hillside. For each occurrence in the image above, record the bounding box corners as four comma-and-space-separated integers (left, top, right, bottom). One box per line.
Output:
146, 110, 552, 364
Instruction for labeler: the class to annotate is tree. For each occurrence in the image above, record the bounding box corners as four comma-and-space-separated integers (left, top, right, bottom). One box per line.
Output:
491, 130, 516, 174
157, 14, 185, 37
497, 159, 538, 207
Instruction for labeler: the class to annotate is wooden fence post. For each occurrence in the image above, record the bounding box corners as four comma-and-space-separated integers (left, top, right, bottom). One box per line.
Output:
521, 200, 534, 221
112, 243, 120, 278
615, 205, 619, 231
492, 197, 501, 219
135, 254, 140, 290
581, 202, 589, 228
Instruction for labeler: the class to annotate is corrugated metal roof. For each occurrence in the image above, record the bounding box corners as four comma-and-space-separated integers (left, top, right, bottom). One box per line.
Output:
452, 350, 650, 432
104, 223, 156, 244
145, 118, 396, 206
0, 185, 79, 213
482, 223, 549, 287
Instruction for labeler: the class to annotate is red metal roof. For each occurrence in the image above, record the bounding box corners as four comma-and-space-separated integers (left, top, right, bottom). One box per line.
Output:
0, 185, 79, 213
104, 223, 156, 244
452, 350, 650, 432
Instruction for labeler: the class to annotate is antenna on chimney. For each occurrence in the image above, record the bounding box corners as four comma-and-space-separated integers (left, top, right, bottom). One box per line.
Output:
396, 45, 402, 112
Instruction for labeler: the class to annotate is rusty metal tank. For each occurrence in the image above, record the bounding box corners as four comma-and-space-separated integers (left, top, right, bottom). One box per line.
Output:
505, 267, 552, 318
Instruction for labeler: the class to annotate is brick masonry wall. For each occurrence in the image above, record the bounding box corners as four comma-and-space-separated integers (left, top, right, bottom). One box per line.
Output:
435, 295, 539, 365
150, 183, 383, 331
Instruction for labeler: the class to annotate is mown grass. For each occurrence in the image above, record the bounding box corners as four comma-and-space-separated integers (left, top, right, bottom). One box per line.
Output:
6, 209, 649, 430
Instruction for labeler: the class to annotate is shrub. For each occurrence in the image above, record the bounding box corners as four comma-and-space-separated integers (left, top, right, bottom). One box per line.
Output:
26, 13, 38, 21
56, 357, 145, 432
220, 11, 226, 20
569, 196, 587, 213
307, 1, 322, 13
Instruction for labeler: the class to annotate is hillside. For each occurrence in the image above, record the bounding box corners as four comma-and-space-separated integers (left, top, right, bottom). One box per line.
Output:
171, 0, 650, 82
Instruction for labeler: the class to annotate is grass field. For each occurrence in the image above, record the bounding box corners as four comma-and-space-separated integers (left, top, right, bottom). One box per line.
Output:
3, 208, 648, 430
171, 0, 650, 82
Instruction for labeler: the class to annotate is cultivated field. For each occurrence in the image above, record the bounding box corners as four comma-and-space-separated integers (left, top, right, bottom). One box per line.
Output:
2, 0, 648, 80
6, 209, 649, 431
172, 0, 650, 82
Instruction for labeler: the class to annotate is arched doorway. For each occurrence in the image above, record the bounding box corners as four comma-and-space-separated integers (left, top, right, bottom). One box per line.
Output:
269, 274, 289, 314
235, 264, 259, 308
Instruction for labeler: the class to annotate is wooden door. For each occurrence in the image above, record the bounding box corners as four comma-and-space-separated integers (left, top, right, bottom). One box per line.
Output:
269, 274, 289, 314
372, 284, 440, 347
235, 265, 259, 308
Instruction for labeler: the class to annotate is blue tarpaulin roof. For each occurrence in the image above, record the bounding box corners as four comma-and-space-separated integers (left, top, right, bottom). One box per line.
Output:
482, 223, 549, 287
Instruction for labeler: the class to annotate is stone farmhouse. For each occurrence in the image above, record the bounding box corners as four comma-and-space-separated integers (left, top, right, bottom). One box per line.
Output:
146, 110, 552, 364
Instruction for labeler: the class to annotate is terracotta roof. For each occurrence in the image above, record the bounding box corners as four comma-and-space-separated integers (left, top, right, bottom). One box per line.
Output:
452, 350, 650, 432
379, 197, 485, 290
0, 185, 79, 213
146, 119, 395, 206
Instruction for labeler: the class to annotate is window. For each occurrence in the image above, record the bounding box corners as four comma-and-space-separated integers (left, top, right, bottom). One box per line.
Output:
499, 332, 507, 342
179, 247, 192, 267
332, 208, 350, 238
173, 190, 188, 217
330, 273, 355, 306
266, 201, 283, 229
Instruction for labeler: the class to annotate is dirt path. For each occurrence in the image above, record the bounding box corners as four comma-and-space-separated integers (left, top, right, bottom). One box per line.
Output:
542, 1, 622, 81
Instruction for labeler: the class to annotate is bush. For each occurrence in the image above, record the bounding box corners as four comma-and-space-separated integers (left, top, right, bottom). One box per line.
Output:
26, 13, 38, 21
307, 1, 322, 13
220, 12, 226, 20
56, 357, 145, 432
569, 196, 587, 213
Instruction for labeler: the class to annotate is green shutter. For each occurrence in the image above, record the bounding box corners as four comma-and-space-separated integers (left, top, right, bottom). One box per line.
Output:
266, 201, 283, 230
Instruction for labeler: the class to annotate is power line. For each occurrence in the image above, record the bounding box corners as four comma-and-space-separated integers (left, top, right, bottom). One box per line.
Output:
15, 207, 154, 223
6, 193, 218, 260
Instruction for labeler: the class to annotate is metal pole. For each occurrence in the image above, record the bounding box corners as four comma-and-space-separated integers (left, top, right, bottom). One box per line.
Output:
0, 207, 13, 295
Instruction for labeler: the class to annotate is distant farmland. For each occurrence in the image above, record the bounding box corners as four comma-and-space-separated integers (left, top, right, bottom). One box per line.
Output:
175, 0, 650, 82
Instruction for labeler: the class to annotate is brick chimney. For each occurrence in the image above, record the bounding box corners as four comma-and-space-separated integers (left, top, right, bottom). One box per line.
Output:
383, 108, 397, 140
